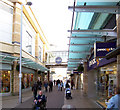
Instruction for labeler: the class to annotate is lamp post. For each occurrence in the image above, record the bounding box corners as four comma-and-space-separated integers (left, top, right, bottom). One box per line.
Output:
19, 1, 32, 103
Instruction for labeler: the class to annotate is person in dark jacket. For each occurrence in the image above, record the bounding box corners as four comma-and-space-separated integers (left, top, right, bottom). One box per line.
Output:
34, 91, 47, 109
49, 80, 53, 92
44, 80, 48, 92
37, 79, 42, 90
71, 79, 74, 90
66, 81, 70, 88
32, 82, 38, 99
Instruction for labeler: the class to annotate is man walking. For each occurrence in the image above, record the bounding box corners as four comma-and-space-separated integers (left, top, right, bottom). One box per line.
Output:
32, 82, 38, 99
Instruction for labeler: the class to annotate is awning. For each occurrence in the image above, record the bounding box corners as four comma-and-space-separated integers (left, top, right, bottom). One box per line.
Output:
105, 46, 120, 59
67, 1, 118, 71
0, 53, 48, 72
0, 53, 18, 64
21, 58, 48, 72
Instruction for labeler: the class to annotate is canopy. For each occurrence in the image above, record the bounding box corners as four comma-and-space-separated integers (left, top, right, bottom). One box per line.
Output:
67, 1, 118, 71
0, 53, 48, 72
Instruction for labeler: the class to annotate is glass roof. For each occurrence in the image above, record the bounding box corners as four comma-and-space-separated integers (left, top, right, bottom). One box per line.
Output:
21, 58, 48, 72
67, 1, 118, 71
0, 53, 48, 72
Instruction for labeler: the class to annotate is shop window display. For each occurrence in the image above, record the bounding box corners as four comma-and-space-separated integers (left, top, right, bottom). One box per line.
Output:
0, 71, 10, 93
22, 73, 33, 89
98, 67, 117, 99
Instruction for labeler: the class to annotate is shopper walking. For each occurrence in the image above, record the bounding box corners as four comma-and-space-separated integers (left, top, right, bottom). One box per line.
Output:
32, 82, 38, 99
57, 79, 60, 91
106, 87, 120, 110
60, 80, 63, 91
53, 80, 56, 86
44, 80, 48, 92
37, 79, 42, 90
49, 80, 53, 92
71, 79, 74, 90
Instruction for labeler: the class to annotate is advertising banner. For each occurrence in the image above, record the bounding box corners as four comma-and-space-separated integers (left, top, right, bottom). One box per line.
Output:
87, 57, 116, 71
94, 42, 116, 58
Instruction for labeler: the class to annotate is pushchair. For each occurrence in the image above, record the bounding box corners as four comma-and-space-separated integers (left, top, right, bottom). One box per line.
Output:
33, 95, 47, 110
65, 88, 72, 99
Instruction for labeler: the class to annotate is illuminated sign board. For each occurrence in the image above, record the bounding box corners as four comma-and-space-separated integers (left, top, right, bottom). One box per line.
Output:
94, 42, 116, 58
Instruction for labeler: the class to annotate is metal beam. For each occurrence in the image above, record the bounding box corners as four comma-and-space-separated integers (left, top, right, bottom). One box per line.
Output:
68, 36, 103, 39
68, 43, 93, 46
68, 29, 117, 37
67, 66, 77, 68
68, 63, 79, 65
68, 6, 120, 14
68, 58, 86, 60
68, 61, 82, 63
69, 51, 91, 54
68, 59, 87, 62
68, 62, 81, 63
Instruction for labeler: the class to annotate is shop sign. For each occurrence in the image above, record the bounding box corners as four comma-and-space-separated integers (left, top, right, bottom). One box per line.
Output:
73, 70, 82, 74
55, 57, 62, 64
94, 42, 116, 58
87, 56, 116, 71
73, 70, 78, 74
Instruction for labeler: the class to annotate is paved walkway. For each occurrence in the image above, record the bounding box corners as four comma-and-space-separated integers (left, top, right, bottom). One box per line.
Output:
15, 86, 64, 109
1, 86, 103, 109
63, 89, 102, 109
1, 90, 33, 108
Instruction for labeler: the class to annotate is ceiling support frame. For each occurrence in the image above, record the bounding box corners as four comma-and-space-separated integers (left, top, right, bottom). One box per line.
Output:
68, 5, 120, 14
68, 29, 117, 37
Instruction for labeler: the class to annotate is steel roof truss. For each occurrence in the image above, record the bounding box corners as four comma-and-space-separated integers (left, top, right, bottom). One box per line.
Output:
68, 6, 120, 14
68, 29, 117, 37
69, 51, 91, 54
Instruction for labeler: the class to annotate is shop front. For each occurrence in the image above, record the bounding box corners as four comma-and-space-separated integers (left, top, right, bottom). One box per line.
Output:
21, 67, 35, 91
98, 63, 117, 98
22, 73, 33, 89
87, 54, 117, 101
0, 64, 12, 96
0, 70, 11, 93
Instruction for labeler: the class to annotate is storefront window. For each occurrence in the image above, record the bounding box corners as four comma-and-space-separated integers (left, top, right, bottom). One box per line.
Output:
0, 71, 10, 93
22, 73, 33, 89
98, 64, 117, 98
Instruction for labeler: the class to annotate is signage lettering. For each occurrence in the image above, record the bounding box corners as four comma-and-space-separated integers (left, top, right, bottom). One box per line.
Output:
94, 42, 116, 58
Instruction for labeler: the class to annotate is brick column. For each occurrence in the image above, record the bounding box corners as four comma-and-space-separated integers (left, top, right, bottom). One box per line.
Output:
13, 61, 19, 94
77, 74, 81, 89
34, 70, 38, 82
43, 44, 46, 63
47, 67, 50, 82
83, 62, 88, 95
12, 3, 21, 44
41, 72, 45, 86
35, 34, 39, 59
117, 15, 120, 88
75, 74, 79, 89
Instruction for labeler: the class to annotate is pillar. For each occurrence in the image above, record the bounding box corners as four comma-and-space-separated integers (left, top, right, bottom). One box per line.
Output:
35, 33, 39, 59
43, 44, 46, 63
83, 62, 88, 95
34, 70, 38, 82
77, 74, 81, 89
12, 3, 21, 44
13, 61, 19, 94
117, 15, 120, 88
47, 67, 50, 82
